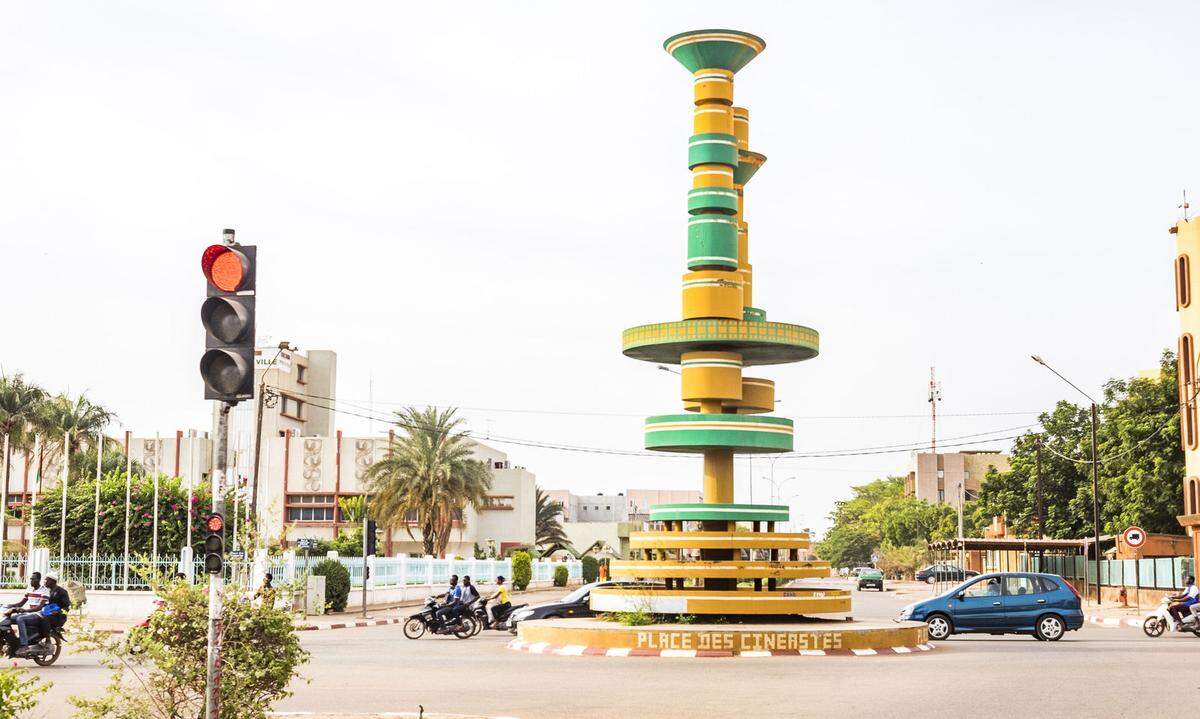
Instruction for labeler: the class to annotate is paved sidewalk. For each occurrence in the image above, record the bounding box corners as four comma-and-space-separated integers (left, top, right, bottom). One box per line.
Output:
1082, 599, 1151, 628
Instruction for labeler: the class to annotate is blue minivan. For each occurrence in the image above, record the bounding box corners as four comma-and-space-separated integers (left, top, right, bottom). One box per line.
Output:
898, 572, 1084, 641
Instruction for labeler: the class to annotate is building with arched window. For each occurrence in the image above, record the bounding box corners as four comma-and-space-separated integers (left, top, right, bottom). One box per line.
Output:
1172, 219, 1200, 563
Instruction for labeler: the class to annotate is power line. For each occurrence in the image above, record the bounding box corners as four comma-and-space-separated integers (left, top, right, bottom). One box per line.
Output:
269, 386, 1024, 460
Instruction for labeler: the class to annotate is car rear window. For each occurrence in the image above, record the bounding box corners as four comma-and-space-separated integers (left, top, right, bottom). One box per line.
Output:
1038, 576, 1061, 593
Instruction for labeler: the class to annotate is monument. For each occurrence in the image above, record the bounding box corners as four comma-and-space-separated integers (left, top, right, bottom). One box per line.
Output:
511, 29, 929, 657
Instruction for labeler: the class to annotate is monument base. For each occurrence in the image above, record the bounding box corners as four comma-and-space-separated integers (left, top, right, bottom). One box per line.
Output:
511, 617, 932, 658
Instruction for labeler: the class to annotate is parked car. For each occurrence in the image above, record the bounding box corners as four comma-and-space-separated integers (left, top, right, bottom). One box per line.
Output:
857, 568, 884, 591
506, 581, 660, 633
897, 572, 1084, 641
915, 564, 979, 584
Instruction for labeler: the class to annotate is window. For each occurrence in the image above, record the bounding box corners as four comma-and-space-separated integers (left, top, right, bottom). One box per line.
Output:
605, 505, 611, 511
1178, 254, 1192, 309
296, 364, 308, 385
1003, 576, 1038, 596
280, 394, 305, 420
1037, 576, 1061, 593
937, 490, 945, 502
285, 494, 335, 522
482, 495, 514, 511
1189, 478, 1199, 515
962, 577, 1001, 598
1181, 335, 1197, 450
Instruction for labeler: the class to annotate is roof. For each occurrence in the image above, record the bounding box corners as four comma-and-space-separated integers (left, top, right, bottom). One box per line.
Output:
927, 537, 1087, 552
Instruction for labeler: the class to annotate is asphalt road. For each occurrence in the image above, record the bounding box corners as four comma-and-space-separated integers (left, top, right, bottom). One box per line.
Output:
24, 580, 1200, 718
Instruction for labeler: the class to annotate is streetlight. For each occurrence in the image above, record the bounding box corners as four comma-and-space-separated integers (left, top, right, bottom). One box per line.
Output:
251, 340, 295, 532
762, 475, 795, 504
1031, 354, 1102, 605
656, 365, 680, 375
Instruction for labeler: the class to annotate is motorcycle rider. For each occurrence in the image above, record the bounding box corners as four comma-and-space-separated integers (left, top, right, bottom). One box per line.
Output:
16, 574, 69, 656
2, 572, 43, 657
485, 576, 511, 626
432, 575, 462, 630
1168, 575, 1199, 629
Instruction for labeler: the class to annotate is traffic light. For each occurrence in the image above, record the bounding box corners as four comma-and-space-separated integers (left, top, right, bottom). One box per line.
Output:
204, 513, 225, 575
365, 519, 377, 556
200, 232, 256, 403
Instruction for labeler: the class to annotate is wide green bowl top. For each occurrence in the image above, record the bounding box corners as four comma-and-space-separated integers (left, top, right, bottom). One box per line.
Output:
664, 29, 766, 74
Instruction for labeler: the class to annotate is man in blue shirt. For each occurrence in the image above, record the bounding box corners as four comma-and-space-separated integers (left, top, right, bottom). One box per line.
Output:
433, 575, 461, 630
1168, 575, 1199, 629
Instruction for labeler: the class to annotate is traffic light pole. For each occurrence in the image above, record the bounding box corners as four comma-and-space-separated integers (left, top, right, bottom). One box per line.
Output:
206, 401, 232, 719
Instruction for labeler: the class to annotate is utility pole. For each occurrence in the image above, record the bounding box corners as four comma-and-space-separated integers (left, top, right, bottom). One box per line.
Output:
1090, 402, 1102, 605
206, 401, 231, 719
1035, 435, 1044, 538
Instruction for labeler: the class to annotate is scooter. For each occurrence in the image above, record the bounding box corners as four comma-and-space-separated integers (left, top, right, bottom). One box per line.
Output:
402, 597, 477, 640
1, 607, 65, 665
471, 597, 526, 635
1143, 597, 1200, 637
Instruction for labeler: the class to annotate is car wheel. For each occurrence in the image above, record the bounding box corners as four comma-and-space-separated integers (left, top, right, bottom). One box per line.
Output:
1035, 614, 1065, 642
926, 614, 953, 641
926, 576, 936, 585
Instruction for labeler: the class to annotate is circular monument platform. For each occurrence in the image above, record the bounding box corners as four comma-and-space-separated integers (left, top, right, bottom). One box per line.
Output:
511, 618, 933, 658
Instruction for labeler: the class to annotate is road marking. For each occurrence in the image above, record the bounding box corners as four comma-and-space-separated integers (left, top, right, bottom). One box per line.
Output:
557, 645, 586, 656
799, 650, 826, 656
739, 650, 772, 657
660, 649, 697, 658
525, 642, 549, 654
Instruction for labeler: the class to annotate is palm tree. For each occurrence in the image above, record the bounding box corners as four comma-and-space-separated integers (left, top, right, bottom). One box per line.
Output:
0, 374, 47, 549
535, 487, 569, 550
35, 393, 114, 467
363, 406, 492, 557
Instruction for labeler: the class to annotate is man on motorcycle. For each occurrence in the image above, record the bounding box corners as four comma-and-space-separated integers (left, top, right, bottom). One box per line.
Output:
1168, 575, 1199, 628
458, 576, 480, 616
16, 575, 69, 655
432, 575, 462, 630
485, 576, 510, 626
1, 572, 43, 657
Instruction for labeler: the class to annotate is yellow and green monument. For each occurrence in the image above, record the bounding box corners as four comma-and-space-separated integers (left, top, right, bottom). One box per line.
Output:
512, 29, 929, 657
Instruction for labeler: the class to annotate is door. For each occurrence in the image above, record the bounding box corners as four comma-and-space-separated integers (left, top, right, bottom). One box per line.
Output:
951, 576, 1005, 630
1002, 575, 1046, 630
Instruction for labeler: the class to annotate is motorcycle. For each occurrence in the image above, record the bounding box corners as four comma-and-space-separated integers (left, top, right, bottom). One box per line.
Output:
403, 597, 477, 640
470, 597, 526, 635
1, 606, 65, 665
1143, 597, 1200, 637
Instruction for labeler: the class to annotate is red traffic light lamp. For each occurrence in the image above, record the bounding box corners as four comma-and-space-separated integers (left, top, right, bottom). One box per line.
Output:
201, 245, 251, 293
205, 513, 225, 533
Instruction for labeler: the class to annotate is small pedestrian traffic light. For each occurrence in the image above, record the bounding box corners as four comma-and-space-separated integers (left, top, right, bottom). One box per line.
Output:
204, 512, 225, 575
199, 232, 257, 403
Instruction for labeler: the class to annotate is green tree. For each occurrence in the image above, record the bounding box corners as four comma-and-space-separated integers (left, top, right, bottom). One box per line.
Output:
511, 550, 532, 590
535, 487, 569, 551
71, 579, 307, 719
816, 477, 959, 567
363, 407, 492, 557
310, 558, 351, 612
32, 471, 218, 557
34, 392, 114, 467
978, 350, 1183, 537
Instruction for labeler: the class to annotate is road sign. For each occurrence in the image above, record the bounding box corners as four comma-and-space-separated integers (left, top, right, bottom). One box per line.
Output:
1122, 526, 1147, 549
296, 538, 316, 550
870, 552, 879, 564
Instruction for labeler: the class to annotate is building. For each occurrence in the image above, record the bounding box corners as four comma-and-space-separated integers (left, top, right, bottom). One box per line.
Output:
904, 451, 1011, 508
1172, 217, 1200, 563
543, 488, 703, 558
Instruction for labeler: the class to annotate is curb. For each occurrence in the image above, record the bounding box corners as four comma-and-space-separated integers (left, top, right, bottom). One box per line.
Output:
1085, 615, 1142, 629
505, 638, 935, 658
297, 617, 405, 632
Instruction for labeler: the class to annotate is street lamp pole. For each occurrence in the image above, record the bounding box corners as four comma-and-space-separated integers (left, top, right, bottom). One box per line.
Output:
1032, 355, 1102, 605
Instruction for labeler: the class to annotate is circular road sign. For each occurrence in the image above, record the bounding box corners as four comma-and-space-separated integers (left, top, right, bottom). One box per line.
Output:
1123, 526, 1147, 548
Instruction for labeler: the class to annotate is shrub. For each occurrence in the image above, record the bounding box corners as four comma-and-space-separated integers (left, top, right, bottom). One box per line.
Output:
0, 667, 48, 719
511, 550, 532, 590
311, 559, 351, 612
553, 564, 568, 587
614, 609, 655, 626
69, 580, 307, 719
581, 555, 599, 583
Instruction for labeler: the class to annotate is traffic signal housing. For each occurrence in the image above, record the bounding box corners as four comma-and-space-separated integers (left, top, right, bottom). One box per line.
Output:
204, 513, 225, 575
365, 519, 377, 556
200, 239, 256, 403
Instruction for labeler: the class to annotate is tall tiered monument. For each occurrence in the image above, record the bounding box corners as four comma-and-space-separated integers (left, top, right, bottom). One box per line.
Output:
511, 29, 929, 657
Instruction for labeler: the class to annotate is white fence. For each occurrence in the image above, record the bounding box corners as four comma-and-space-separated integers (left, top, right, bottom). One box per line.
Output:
1, 550, 582, 592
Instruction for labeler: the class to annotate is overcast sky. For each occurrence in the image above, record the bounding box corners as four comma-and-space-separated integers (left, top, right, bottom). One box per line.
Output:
3, 2, 1194, 534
